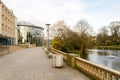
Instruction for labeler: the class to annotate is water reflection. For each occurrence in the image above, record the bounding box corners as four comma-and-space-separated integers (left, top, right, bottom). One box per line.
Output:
87, 49, 120, 71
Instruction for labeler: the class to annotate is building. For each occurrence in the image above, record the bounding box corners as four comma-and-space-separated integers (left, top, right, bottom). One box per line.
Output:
0, 1, 16, 45
14, 17, 18, 45
17, 21, 44, 46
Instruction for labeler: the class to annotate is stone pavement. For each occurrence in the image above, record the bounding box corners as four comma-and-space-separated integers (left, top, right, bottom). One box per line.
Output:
0, 47, 90, 80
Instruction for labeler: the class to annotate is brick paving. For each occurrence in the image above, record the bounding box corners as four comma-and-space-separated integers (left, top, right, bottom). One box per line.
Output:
0, 47, 90, 80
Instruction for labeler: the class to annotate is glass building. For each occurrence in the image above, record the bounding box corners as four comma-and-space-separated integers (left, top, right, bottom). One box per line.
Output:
17, 21, 44, 46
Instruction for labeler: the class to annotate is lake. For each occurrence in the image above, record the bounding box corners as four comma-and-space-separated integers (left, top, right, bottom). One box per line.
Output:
87, 49, 120, 71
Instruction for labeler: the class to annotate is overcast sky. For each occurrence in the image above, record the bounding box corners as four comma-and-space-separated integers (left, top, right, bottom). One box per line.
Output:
2, 0, 120, 33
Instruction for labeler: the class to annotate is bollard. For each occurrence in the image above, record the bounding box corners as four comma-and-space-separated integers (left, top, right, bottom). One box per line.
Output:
67, 53, 79, 68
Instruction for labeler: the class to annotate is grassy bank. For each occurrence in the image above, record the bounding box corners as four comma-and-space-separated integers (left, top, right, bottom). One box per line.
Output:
96, 45, 120, 50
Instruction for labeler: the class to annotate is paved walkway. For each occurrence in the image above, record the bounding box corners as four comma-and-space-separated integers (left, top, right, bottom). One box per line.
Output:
0, 47, 90, 80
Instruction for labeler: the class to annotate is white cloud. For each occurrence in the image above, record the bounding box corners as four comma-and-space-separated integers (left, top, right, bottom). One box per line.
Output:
63, 0, 87, 12
2, 0, 87, 24
86, 5, 120, 33
2, 0, 120, 34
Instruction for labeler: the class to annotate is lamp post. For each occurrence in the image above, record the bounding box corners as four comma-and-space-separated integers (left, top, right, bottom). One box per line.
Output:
42, 33, 44, 47
46, 24, 50, 52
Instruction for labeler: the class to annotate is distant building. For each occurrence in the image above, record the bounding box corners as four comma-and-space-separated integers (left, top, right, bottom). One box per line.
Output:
17, 21, 44, 46
14, 18, 18, 45
0, 1, 17, 45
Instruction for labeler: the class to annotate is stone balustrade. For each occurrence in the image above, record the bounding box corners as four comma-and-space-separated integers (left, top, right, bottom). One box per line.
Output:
50, 48, 120, 80
76, 57, 120, 80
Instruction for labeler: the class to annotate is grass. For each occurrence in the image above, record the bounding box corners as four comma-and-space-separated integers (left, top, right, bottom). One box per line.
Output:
97, 45, 120, 50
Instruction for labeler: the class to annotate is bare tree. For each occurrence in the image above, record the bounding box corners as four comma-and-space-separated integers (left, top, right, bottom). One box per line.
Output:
110, 21, 120, 44
74, 19, 92, 36
50, 21, 73, 51
51, 20, 84, 52
50, 21, 68, 39
97, 26, 109, 46
74, 19, 93, 58
51, 20, 94, 58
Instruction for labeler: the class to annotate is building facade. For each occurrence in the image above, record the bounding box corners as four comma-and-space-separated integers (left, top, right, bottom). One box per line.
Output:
0, 1, 16, 45
17, 21, 44, 46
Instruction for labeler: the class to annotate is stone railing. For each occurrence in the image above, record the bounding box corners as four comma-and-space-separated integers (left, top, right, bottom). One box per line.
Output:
0, 46, 9, 56
50, 48, 120, 80
76, 57, 120, 80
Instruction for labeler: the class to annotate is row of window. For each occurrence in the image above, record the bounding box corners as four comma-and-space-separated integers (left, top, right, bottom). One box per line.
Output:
2, 15, 14, 25
1, 2, 14, 18
0, 1, 15, 38
2, 24, 14, 37
2, 22, 14, 30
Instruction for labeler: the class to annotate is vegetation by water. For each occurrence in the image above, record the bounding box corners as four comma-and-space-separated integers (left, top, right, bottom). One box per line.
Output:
50, 20, 120, 58
96, 21, 120, 47
51, 20, 94, 58
96, 45, 120, 50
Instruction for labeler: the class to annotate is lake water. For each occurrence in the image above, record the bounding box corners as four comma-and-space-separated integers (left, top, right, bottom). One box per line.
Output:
87, 49, 120, 71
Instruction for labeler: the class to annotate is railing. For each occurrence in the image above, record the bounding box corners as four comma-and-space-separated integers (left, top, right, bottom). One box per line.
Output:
50, 48, 120, 80
76, 57, 120, 80
0, 46, 9, 56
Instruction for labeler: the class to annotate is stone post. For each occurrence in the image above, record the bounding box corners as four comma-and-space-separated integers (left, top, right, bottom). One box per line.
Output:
67, 53, 79, 68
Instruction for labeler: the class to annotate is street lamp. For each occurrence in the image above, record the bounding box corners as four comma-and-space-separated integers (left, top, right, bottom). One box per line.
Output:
46, 24, 50, 52
42, 33, 45, 47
